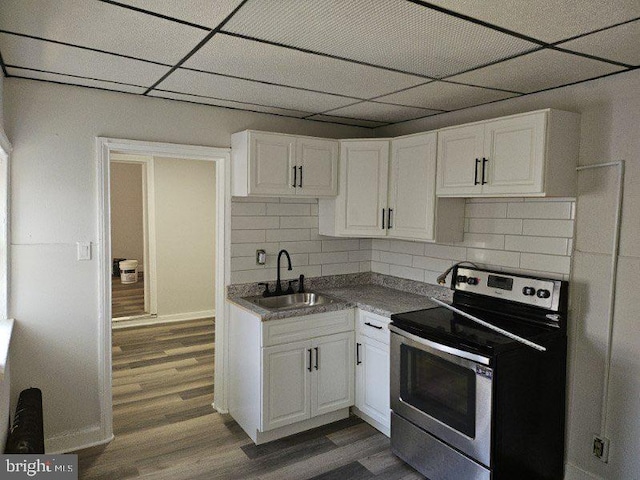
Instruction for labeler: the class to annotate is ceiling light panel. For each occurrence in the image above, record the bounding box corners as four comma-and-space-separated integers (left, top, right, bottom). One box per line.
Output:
0, 33, 170, 87
184, 33, 427, 99
223, 0, 539, 78
559, 21, 640, 66
154, 68, 356, 113
6, 67, 146, 94
148, 91, 310, 117
304, 115, 389, 128
324, 102, 440, 123
374, 81, 520, 111
449, 49, 625, 93
427, 0, 640, 44
0, 0, 208, 64
113, 0, 245, 29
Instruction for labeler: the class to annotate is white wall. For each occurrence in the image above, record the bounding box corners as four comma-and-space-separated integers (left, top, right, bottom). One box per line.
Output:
377, 69, 640, 480
110, 162, 144, 271
155, 157, 216, 316
3, 78, 370, 451
231, 197, 371, 284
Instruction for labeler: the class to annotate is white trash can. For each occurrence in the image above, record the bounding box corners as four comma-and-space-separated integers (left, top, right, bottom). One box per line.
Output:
119, 260, 138, 284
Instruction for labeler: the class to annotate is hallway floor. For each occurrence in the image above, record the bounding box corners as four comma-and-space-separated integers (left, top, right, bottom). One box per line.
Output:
75, 319, 422, 479
112, 274, 145, 318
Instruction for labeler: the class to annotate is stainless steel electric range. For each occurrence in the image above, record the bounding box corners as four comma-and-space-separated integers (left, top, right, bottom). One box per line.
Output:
389, 266, 568, 480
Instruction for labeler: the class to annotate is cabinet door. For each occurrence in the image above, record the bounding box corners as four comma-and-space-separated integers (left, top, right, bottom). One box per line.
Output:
312, 332, 355, 417
355, 334, 390, 435
389, 133, 437, 241
249, 132, 296, 196
296, 138, 338, 197
436, 124, 484, 196
261, 340, 312, 431
337, 140, 389, 236
482, 112, 547, 195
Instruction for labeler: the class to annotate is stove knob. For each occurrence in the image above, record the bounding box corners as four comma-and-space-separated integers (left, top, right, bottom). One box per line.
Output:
522, 287, 536, 296
536, 289, 551, 299
467, 277, 479, 286
456, 275, 467, 284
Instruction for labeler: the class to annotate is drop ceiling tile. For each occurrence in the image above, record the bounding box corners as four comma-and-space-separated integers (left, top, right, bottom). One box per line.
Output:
324, 102, 440, 123
184, 33, 427, 98
223, 0, 538, 78
155, 68, 356, 113
448, 49, 625, 94
427, 0, 640, 43
374, 81, 520, 111
0, 0, 208, 64
6, 67, 146, 94
305, 115, 388, 128
114, 0, 244, 29
148, 91, 310, 117
559, 21, 640, 66
0, 33, 170, 87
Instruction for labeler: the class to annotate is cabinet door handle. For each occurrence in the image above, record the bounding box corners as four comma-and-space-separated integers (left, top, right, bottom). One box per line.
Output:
298, 166, 303, 188
308, 348, 313, 372
292, 166, 297, 188
482, 157, 488, 185
474, 158, 480, 185
314, 347, 319, 370
381, 208, 385, 229
356, 343, 362, 365
387, 209, 393, 229
365, 321, 383, 330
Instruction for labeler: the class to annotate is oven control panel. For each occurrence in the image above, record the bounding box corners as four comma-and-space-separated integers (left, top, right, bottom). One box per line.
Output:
454, 267, 562, 311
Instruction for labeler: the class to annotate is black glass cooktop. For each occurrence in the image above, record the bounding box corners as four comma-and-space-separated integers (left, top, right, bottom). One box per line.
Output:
390, 305, 560, 357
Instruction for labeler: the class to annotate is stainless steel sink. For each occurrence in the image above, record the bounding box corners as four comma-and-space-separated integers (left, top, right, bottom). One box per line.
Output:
244, 292, 336, 311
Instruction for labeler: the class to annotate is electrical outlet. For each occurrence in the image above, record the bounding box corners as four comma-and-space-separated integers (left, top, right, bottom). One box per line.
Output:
592, 435, 610, 463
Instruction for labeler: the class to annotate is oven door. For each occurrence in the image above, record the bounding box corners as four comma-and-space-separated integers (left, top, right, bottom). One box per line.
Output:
390, 327, 493, 467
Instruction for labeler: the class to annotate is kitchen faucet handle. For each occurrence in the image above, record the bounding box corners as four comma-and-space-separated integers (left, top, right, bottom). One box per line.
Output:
287, 279, 298, 294
258, 282, 271, 297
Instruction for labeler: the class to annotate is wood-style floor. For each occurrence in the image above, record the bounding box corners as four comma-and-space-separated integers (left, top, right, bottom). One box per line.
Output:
112, 274, 145, 318
75, 319, 424, 480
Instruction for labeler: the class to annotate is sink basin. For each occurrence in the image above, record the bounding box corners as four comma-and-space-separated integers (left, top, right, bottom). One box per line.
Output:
244, 292, 337, 311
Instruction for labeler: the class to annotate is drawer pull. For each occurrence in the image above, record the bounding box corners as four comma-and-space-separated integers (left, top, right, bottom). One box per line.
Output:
365, 322, 383, 330
314, 347, 319, 370
356, 343, 362, 365
308, 348, 313, 372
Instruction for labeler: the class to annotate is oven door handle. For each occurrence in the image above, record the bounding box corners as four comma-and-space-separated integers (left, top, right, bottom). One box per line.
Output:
389, 324, 491, 366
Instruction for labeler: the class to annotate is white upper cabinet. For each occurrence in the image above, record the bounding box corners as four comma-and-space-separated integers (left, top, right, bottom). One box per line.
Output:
232, 130, 338, 197
319, 136, 464, 243
436, 109, 580, 197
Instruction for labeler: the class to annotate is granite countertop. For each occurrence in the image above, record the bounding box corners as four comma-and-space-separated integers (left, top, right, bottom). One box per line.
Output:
227, 273, 453, 321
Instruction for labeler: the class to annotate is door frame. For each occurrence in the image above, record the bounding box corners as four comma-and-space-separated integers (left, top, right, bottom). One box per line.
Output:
97, 137, 231, 443
110, 154, 157, 317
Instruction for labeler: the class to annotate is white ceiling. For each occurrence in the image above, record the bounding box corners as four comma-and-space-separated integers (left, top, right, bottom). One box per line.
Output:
0, 0, 638, 128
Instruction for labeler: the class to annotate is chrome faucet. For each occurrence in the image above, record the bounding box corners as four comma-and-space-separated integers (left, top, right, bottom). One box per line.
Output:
275, 249, 292, 295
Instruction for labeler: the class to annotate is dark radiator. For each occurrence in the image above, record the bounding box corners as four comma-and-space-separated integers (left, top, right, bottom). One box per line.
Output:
5, 388, 45, 454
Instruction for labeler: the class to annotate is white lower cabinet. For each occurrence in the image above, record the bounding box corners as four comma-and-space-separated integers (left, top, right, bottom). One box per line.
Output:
228, 305, 354, 444
354, 310, 391, 436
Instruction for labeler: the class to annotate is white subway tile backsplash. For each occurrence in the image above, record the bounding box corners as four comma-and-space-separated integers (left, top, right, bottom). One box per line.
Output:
231, 229, 266, 244
279, 216, 318, 229
468, 218, 523, 235
520, 253, 571, 274
505, 235, 568, 255
359, 239, 373, 250
232, 216, 279, 230
231, 242, 279, 257
309, 251, 349, 265
280, 197, 317, 204
371, 261, 390, 275
522, 219, 574, 237
266, 229, 310, 242
349, 250, 372, 262
457, 233, 505, 249
231, 256, 264, 271
278, 241, 322, 254
423, 244, 467, 261
231, 202, 266, 216
232, 196, 279, 203
360, 261, 372, 272
322, 262, 361, 276
379, 251, 413, 267
412, 255, 453, 272
389, 265, 424, 282
465, 202, 508, 218
507, 202, 572, 219
467, 248, 520, 268
266, 203, 312, 216
322, 239, 362, 252
372, 239, 391, 251
388, 239, 427, 256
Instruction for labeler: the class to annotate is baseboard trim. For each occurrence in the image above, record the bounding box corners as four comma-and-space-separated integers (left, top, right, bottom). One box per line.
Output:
113, 310, 215, 329
45, 426, 113, 454
564, 462, 605, 480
